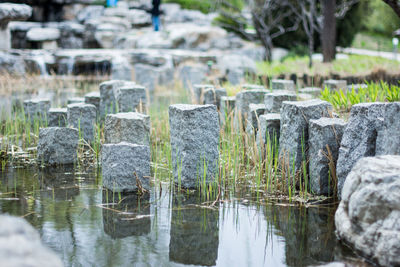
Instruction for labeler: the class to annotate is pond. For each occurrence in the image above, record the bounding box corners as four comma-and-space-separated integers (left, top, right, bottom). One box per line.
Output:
0, 166, 369, 267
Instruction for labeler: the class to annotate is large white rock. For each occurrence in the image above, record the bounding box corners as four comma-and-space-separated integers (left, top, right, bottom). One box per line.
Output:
0, 214, 62, 267
26, 28, 60, 41
335, 155, 400, 267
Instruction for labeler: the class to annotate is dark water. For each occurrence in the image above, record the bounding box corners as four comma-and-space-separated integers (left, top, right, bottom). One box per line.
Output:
0, 166, 368, 267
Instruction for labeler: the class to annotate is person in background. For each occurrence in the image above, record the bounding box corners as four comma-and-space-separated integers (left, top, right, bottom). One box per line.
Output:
151, 0, 162, 31
107, 0, 118, 7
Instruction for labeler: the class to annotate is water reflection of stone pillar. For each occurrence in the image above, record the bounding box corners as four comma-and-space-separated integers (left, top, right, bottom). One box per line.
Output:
169, 193, 219, 266
102, 191, 151, 239
265, 205, 340, 266
38, 165, 79, 201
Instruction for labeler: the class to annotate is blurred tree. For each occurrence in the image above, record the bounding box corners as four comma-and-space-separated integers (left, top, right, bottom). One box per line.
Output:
382, 0, 400, 17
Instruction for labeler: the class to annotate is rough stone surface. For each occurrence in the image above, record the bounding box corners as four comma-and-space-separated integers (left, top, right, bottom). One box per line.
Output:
23, 98, 51, 122
335, 155, 400, 267
37, 127, 79, 165
115, 84, 147, 113
104, 112, 150, 145
279, 99, 333, 174
169, 104, 219, 188
102, 142, 150, 192
376, 102, 400, 156
219, 96, 235, 124
178, 64, 208, 90
0, 214, 63, 267
246, 103, 266, 135
323, 79, 347, 91
67, 103, 97, 141
309, 118, 347, 195
271, 79, 295, 91
99, 80, 125, 118
84, 91, 100, 113
203, 87, 227, 109
336, 102, 385, 198
47, 108, 67, 127
235, 89, 267, 129
264, 91, 297, 113
257, 113, 281, 146
0, 4, 32, 25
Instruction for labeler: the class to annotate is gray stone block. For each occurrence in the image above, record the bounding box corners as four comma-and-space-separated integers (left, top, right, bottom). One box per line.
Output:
203, 87, 227, 109
346, 83, 367, 92
241, 84, 266, 90
104, 112, 150, 145
335, 155, 400, 267
264, 91, 297, 113
336, 102, 385, 198
279, 99, 333, 175
246, 103, 266, 135
67, 103, 97, 141
115, 84, 147, 113
102, 142, 151, 192
23, 98, 50, 122
192, 84, 214, 104
309, 117, 347, 195
84, 91, 100, 112
257, 113, 281, 146
271, 79, 295, 91
37, 127, 79, 165
376, 102, 400, 156
298, 87, 321, 96
0, 214, 63, 267
99, 80, 126, 118
67, 97, 84, 105
323, 79, 347, 91
169, 104, 219, 188
219, 96, 235, 124
235, 89, 267, 129
47, 108, 67, 127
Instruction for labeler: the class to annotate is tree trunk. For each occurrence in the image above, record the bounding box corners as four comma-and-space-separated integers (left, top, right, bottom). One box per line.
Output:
382, 0, 400, 18
308, 34, 314, 68
322, 0, 336, 62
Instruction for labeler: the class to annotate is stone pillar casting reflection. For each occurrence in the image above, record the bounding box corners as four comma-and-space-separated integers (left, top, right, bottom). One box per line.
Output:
169, 193, 219, 266
102, 191, 151, 239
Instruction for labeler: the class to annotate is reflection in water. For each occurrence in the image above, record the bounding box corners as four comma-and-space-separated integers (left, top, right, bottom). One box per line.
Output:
0, 166, 370, 267
102, 191, 151, 239
169, 193, 219, 266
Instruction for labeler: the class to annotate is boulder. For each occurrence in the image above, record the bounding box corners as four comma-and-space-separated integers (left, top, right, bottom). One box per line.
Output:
376, 102, 400, 155
279, 99, 333, 175
335, 155, 400, 267
298, 87, 321, 97
336, 102, 385, 198
67, 103, 97, 141
0, 51, 26, 74
76, 5, 104, 23
169, 104, 219, 188
47, 108, 67, 127
264, 91, 297, 113
104, 112, 150, 145
0, 214, 62, 267
102, 142, 150, 192
134, 63, 174, 92
271, 79, 296, 91
178, 63, 208, 90
308, 117, 347, 195
26, 27, 60, 42
37, 127, 79, 165
217, 54, 256, 85
115, 84, 147, 113
192, 84, 214, 104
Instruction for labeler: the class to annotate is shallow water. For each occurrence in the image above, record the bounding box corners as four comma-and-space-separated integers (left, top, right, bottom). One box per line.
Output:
0, 166, 369, 267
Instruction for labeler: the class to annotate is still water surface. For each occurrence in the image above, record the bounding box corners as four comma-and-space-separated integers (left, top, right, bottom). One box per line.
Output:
0, 166, 367, 267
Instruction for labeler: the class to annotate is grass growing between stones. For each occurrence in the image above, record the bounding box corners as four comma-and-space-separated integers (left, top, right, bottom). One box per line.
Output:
320, 81, 400, 112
